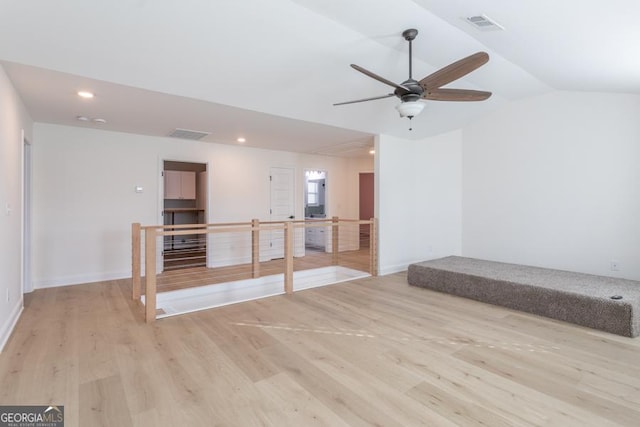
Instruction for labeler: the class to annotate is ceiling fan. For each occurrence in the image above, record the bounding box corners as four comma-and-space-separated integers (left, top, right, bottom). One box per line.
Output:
334, 28, 492, 128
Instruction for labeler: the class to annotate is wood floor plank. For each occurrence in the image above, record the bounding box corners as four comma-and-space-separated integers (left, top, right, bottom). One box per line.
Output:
258, 342, 408, 427
454, 347, 640, 426
405, 380, 519, 427
192, 314, 281, 383
382, 344, 621, 427
499, 313, 640, 368
254, 372, 352, 427
265, 330, 459, 426
79, 375, 134, 427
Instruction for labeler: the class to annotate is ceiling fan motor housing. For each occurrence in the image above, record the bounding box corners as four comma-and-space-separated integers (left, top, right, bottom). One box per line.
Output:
400, 93, 421, 103
395, 79, 424, 99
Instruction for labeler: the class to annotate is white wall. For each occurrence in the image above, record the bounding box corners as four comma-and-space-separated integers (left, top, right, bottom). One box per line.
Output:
32, 124, 372, 287
462, 91, 640, 279
0, 65, 33, 351
29, 90, 640, 296
376, 131, 462, 275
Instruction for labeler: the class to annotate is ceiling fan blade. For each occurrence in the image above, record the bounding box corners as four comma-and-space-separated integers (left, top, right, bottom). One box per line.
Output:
351, 64, 409, 93
333, 93, 395, 106
423, 88, 492, 102
419, 52, 489, 90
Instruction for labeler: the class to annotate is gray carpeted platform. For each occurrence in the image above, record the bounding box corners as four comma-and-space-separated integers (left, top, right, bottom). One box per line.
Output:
407, 256, 640, 337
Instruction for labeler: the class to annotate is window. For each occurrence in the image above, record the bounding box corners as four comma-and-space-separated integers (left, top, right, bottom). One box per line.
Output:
307, 181, 319, 205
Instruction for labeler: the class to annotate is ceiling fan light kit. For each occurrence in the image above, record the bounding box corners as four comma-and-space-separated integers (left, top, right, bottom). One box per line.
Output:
395, 101, 424, 118
334, 28, 492, 129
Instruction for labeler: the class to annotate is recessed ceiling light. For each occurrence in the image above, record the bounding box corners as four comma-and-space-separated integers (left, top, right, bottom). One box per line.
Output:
237, 137, 246, 143
77, 91, 94, 99
76, 115, 107, 124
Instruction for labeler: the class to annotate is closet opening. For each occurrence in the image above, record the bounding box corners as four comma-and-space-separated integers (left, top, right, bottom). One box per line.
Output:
163, 161, 207, 270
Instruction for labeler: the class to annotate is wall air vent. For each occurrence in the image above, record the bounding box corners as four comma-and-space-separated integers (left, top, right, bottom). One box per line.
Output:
167, 128, 210, 140
465, 14, 504, 32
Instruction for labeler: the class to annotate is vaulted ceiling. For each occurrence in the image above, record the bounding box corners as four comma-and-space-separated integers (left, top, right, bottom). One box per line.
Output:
1, 0, 638, 156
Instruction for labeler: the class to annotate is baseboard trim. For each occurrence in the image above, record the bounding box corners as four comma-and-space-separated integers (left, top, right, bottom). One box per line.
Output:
379, 256, 448, 277
379, 263, 409, 276
0, 300, 23, 353
34, 270, 131, 289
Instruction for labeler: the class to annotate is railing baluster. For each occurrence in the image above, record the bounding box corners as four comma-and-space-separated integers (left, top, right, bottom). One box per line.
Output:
284, 221, 293, 294
370, 218, 378, 276
252, 218, 260, 278
332, 216, 339, 265
132, 222, 141, 300
145, 227, 157, 323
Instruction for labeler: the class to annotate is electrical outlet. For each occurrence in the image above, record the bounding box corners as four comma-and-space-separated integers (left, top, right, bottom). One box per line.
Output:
610, 260, 620, 271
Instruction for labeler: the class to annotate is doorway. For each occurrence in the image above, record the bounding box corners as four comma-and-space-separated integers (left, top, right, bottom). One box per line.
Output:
304, 170, 327, 251
359, 172, 374, 248
162, 161, 207, 270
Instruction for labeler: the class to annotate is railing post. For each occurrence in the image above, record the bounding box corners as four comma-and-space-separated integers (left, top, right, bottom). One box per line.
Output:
332, 216, 339, 265
284, 222, 293, 294
132, 222, 141, 300
251, 218, 260, 278
369, 218, 378, 276
145, 227, 157, 323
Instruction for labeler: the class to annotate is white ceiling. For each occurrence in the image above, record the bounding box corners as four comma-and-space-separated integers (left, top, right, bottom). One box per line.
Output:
1, 0, 638, 156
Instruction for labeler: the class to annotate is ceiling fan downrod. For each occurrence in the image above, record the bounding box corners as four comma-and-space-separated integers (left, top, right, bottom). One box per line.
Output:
399, 28, 422, 130
403, 28, 418, 80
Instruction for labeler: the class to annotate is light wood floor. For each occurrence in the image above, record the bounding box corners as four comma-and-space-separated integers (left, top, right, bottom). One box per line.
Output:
1, 272, 639, 426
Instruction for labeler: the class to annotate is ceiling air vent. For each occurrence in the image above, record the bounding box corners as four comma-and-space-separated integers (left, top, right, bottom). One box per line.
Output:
167, 128, 210, 140
465, 14, 504, 32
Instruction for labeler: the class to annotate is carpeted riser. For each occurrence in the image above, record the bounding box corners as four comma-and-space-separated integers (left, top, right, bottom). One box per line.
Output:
408, 262, 638, 338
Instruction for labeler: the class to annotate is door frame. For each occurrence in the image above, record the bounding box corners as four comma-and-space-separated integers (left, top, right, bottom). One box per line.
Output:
21, 130, 32, 294
358, 172, 375, 249
303, 169, 329, 215
303, 168, 328, 251
158, 157, 210, 271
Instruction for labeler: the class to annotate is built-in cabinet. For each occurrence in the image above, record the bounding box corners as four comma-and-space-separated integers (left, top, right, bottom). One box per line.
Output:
163, 164, 207, 270
305, 226, 326, 249
164, 170, 196, 200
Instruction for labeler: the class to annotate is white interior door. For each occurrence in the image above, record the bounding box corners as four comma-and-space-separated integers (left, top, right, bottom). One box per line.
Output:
269, 167, 295, 259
